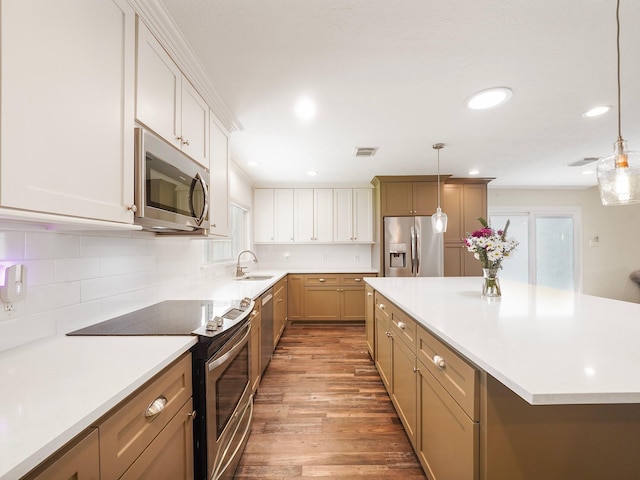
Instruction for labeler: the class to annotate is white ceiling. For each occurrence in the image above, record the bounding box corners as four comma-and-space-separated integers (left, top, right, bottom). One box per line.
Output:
159, 0, 640, 188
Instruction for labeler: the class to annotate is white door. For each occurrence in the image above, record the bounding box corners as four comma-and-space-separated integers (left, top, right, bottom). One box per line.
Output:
274, 189, 294, 242
294, 189, 314, 242
181, 80, 209, 167
353, 188, 373, 242
333, 189, 354, 242
314, 189, 334, 242
253, 189, 275, 242
135, 18, 181, 149
1, 0, 135, 224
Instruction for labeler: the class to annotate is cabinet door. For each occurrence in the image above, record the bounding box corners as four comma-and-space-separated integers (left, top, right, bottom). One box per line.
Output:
353, 188, 373, 242
273, 279, 287, 345
392, 337, 417, 447
180, 80, 209, 167
374, 312, 392, 390
293, 189, 314, 242
442, 184, 463, 243
136, 18, 181, 150
287, 275, 305, 321
1, 0, 135, 223
341, 286, 366, 321
333, 188, 353, 242
274, 189, 294, 242
253, 189, 274, 242
26, 429, 99, 480
417, 365, 478, 480
208, 115, 229, 236
314, 189, 334, 242
381, 182, 413, 216
304, 287, 341, 320
412, 182, 438, 216
444, 244, 463, 277
119, 399, 195, 480
365, 285, 375, 357
249, 305, 262, 394
462, 184, 487, 235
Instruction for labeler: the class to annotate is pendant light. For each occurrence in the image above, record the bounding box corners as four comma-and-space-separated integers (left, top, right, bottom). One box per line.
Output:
596, 0, 640, 206
432, 143, 448, 233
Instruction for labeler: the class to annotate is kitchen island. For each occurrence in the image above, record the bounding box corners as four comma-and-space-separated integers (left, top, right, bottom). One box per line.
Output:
366, 276, 640, 480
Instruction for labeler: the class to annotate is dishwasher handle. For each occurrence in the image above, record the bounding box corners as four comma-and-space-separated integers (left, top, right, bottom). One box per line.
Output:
261, 290, 273, 306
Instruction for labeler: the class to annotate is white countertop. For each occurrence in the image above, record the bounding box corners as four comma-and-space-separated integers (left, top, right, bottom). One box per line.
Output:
366, 276, 640, 406
0, 267, 377, 480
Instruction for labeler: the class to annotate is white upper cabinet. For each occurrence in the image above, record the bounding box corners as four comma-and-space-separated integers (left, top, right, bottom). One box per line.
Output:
293, 189, 333, 242
136, 19, 209, 168
253, 188, 294, 243
254, 187, 372, 244
0, 0, 136, 224
334, 188, 373, 243
208, 114, 229, 236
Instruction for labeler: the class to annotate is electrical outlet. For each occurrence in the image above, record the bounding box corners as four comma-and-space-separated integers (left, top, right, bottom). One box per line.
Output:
0, 301, 21, 319
4, 303, 14, 313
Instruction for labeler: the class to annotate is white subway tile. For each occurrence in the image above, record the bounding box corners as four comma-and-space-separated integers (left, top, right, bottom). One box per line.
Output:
25, 282, 81, 315
25, 232, 79, 259
55, 257, 101, 282
55, 300, 103, 333
81, 276, 121, 302
80, 235, 150, 258
100, 256, 156, 277
0, 231, 25, 259
0, 312, 56, 352
21, 260, 55, 286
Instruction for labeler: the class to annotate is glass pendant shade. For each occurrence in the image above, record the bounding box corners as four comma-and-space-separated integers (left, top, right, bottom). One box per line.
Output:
596, 139, 640, 205
432, 207, 448, 233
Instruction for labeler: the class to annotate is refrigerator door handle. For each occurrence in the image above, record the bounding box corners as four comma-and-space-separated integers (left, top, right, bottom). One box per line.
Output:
410, 225, 416, 274
415, 224, 421, 275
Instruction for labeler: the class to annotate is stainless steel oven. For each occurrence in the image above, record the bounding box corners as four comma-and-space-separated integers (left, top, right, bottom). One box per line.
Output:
202, 321, 252, 480
134, 127, 210, 232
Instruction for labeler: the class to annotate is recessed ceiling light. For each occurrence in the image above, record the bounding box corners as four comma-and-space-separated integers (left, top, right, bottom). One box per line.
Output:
468, 169, 480, 175
306, 170, 318, 176
582, 105, 612, 118
247, 161, 259, 167
294, 97, 316, 120
466, 87, 513, 110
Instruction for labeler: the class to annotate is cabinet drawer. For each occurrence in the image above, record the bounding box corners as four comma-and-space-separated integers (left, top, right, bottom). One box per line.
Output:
390, 306, 416, 352
340, 273, 375, 285
374, 292, 391, 321
417, 327, 478, 421
305, 275, 339, 285
97, 353, 192, 480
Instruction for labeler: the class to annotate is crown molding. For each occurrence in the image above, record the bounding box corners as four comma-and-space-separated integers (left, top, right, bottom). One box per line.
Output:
128, 0, 242, 133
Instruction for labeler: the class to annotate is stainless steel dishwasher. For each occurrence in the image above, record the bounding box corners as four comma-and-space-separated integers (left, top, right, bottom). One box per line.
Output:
260, 288, 274, 374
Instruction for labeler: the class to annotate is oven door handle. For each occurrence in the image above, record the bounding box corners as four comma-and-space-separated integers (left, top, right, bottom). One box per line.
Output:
208, 322, 251, 372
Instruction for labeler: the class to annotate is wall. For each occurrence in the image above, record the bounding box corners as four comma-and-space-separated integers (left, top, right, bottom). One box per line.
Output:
489, 186, 640, 303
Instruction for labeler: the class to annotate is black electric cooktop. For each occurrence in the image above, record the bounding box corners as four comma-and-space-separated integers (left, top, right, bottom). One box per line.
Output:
67, 299, 250, 337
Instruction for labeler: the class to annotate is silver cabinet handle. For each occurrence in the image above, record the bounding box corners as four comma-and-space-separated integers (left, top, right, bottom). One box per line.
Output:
413, 366, 420, 373
397, 321, 406, 330
433, 355, 446, 368
378, 303, 385, 310
145, 395, 168, 418
319, 278, 326, 283
367, 292, 373, 297
128, 204, 137, 213
354, 278, 362, 282
187, 410, 197, 419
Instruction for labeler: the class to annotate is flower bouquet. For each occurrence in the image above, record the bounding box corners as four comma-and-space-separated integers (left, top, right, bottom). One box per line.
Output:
464, 218, 519, 297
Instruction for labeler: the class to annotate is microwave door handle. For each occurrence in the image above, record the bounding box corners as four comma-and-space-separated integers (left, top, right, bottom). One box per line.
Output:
191, 172, 209, 226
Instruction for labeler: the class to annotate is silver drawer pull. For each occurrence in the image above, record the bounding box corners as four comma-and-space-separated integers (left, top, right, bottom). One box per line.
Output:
432, 355, 446, 368
354, 278, 362, 282
397, 321, 406, 330
379, 303, 385, 310
319, 278, 326, 282
367, 292, 372, 296
145, 395, 168, 418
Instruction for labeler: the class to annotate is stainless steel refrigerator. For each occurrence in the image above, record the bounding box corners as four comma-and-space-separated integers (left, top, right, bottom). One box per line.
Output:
384, 216, 443, 277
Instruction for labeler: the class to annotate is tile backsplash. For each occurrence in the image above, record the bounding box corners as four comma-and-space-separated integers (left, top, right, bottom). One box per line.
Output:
0, 229, 231, 352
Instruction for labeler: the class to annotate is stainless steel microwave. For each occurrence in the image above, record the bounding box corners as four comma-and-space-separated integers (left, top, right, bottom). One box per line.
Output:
134, 127, 210, 232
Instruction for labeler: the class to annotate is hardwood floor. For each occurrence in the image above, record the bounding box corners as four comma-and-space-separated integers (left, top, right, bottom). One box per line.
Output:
235, 323, 427, 479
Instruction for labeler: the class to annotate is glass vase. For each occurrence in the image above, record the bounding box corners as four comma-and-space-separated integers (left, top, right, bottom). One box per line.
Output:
482, 268, 501, 297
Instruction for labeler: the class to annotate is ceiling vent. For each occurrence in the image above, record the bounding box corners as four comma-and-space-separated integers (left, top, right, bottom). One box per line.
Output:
567, 157, 599, 167
353, 146, 379, 157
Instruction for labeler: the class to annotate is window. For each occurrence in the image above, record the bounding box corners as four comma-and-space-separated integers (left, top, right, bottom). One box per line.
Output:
489, 207, 581, 291
203, 204, 248, 264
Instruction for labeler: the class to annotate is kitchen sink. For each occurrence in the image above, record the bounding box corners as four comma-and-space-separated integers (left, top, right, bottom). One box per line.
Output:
236, 275, 274, 281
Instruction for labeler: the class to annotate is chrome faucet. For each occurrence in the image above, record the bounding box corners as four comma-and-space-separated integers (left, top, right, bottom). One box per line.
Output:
235, 250, 258, 277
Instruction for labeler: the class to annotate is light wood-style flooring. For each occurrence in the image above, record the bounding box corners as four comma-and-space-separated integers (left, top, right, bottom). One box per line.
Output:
234, 323, 427, 479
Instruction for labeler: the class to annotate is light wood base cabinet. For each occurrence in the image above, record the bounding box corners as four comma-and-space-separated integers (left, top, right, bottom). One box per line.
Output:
287, 274, 305, 321
23, 429, 99, 480
301, 274, 375, 321
273, 276, 288, 345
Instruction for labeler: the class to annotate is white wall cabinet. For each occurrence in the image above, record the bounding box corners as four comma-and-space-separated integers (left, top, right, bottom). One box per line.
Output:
254, 187, 372, 244
0, 0, 136, 224
293, 189, 333, 242
136, 19, 209, 168
333, 188, 373, 243
208, 114, 229, 236
253, 189, 294, 243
